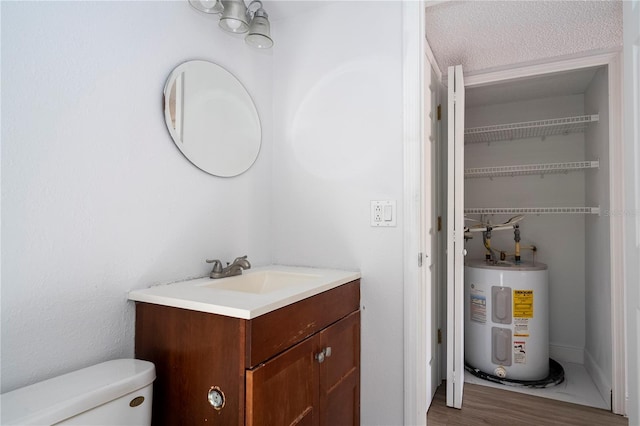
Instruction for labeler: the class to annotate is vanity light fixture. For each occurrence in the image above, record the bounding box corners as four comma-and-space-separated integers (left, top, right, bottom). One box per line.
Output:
188, 0, 273, 49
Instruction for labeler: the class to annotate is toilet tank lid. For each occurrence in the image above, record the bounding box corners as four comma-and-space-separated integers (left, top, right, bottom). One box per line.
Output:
0, 359, 155, 425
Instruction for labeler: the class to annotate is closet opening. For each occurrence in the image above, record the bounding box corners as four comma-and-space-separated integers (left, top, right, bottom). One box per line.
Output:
443, 64, 617, 411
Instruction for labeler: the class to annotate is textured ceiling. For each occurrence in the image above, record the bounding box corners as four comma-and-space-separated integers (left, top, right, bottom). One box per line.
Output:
425, 0, 623, 75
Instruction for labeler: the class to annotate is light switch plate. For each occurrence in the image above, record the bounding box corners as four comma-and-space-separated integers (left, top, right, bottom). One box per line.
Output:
371, 200, 396, 227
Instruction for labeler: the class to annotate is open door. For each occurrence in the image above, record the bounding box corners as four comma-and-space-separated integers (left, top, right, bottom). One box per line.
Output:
446, 65, 465, 409
425, 57, 440, 406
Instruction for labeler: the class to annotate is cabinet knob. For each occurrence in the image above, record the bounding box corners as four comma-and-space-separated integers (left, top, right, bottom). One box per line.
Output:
315, 347, 332, 363
207, 386, 225, 410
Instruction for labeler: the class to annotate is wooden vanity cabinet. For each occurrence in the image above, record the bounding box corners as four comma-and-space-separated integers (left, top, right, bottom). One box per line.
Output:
135, 279, 360, 426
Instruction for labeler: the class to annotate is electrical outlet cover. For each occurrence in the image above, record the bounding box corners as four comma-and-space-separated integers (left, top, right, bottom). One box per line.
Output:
371, 200, 396, 227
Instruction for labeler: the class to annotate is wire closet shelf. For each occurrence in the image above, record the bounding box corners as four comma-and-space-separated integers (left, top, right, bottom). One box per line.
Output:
464, 207, 601, 215
464, 114, 599, 145
464, 160, 599, 179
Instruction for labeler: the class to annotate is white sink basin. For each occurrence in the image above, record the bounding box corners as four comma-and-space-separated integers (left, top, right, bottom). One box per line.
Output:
128, 265, 360, 319
198, 270, 321, 294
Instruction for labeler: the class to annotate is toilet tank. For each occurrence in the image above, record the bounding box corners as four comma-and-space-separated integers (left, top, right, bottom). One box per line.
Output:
1, 359, 155, 425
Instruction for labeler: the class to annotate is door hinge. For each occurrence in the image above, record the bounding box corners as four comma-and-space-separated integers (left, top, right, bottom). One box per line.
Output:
437, 329, 442, 344
437, 216, 442, 231
418, 252, 423, 267
437, 104, 442, 121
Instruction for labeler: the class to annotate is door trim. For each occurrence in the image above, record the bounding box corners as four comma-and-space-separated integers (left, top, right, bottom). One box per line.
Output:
622, 2, 639, 422
463, 49, 622, 87
402, 1, 427, 425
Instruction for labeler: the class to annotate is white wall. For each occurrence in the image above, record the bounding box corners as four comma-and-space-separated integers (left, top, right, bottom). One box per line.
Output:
271, 2, 405, 424
465, 95, 588, 359
1, 1, 274, 392
2, 2, 409, 423
584, 66, 612, 400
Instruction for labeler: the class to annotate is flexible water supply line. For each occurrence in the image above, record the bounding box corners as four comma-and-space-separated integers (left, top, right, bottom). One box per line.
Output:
483, 227, 501, 263
467, 215, 528, 264
514, 224, 521, 264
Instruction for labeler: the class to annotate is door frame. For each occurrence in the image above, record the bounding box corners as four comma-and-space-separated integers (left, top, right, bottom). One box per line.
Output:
401, 1, 427, 425
463, 50, 625, 415
623, 1, 640, 423
402, 47, 626, 421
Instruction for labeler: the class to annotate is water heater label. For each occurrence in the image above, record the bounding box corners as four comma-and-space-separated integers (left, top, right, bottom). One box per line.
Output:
470, 286, 487, 323
514, 341, 527, 364
514, 318, 530, 337
513, 289, 534, 318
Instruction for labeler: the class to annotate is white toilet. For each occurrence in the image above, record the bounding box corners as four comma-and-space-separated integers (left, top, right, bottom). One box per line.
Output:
1, 359, 155, 425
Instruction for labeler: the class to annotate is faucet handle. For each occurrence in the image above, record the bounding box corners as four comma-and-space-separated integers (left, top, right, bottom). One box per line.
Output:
206, 259, 223, 273
233, 255, 251, 269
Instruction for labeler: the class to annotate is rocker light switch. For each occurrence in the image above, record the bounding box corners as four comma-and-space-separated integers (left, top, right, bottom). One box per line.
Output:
371, 200, 396, 227
384, 205, 393, 221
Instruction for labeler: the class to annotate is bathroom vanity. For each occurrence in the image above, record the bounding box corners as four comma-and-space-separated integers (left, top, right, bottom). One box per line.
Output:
130, 266, 360, 425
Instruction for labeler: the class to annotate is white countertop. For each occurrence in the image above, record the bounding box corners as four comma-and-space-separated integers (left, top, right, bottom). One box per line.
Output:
128, 265, 361, 319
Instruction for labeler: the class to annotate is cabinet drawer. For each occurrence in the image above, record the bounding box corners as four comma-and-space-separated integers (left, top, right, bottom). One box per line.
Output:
245, 279, 359, 368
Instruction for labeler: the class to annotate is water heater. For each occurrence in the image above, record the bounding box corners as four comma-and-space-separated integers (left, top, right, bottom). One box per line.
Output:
465, 260, 549, 381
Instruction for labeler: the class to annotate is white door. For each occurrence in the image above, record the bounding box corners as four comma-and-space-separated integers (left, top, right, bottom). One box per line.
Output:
425, 60, 440, 404
624, 1, 640, 423
446, 65, 465, 409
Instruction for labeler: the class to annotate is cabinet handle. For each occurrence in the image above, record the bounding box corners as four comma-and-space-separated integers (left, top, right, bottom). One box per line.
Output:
315, 347, 332, 363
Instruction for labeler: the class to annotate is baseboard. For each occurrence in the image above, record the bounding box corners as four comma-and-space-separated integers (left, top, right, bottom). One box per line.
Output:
584, 349, 612, 409
549, 343, 584, 364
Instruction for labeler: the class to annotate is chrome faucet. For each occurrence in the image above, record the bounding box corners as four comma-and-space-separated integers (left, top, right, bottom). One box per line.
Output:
206, 255, 251, 279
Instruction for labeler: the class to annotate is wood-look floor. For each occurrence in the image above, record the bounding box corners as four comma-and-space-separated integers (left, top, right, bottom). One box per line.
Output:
427, 383, 628, 426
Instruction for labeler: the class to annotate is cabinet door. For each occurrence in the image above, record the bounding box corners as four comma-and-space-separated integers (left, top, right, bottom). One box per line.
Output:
246, 335, 320, 426
135, 303, 245, 426
319, 311, 360, 426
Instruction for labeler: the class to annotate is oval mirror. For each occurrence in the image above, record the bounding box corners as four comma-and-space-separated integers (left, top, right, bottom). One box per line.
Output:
163, 60, 261, 177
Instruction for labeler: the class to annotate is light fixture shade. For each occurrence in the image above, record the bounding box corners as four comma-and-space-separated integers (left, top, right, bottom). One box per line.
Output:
188, 0, 223, 14
219, 0, 249, 34
245, 9, 273, 49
